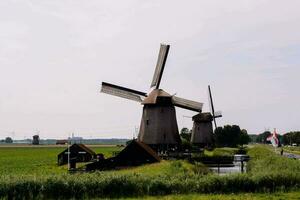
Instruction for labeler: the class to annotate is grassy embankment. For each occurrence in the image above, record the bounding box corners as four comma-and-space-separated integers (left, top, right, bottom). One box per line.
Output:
126, 192, 300, 200
283, 146, 300, 155
0, 145, 299, 199
204, 147, 238, 157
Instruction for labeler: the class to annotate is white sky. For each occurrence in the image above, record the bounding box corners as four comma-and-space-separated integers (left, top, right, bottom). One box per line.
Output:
0, 0, 299, 139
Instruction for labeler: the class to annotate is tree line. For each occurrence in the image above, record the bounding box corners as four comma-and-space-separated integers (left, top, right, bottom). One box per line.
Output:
214, 125, 250, 147
0, 137, 13, 143
250, 131, 300, 146
180, 124, 251, 148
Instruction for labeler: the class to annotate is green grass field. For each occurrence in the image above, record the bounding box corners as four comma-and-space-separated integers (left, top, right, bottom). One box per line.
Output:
0, 146, 230, 176
0, 145, 122, 176
0, 145, 299, 199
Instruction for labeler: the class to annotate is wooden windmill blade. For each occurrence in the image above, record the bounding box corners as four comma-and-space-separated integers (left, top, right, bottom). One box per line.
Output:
214, 111, 222, 118
101, 82, 147, 103
208, 85, 222, 128
150, 44, 170, 89
172, 96, 203, 112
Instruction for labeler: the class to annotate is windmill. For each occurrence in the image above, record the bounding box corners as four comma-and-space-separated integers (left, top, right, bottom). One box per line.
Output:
190, 85, 222, 147
101, 44, 203, 151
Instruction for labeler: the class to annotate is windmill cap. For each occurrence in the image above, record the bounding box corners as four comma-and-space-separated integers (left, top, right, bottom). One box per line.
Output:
142, 89, 172, 104
192, 112, 213, 122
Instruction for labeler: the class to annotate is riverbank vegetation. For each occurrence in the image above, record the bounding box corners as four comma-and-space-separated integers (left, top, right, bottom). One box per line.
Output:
0, 145, 299, 199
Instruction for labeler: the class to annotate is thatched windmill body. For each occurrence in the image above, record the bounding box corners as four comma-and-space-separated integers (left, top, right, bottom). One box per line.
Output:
101, 44, 203, 151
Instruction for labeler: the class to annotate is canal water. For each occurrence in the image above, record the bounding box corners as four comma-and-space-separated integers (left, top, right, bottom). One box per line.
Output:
210, 162, 246, 175
210, 152, 300, 175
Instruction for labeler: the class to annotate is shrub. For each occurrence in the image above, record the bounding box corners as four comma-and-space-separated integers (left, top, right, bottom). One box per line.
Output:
190, 162, 211, 175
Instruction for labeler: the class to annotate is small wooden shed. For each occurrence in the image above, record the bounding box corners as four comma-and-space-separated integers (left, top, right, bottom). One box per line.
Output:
86, 140, 160, 171
57, 144, 96, 166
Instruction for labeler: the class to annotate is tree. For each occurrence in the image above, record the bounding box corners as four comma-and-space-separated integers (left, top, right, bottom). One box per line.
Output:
283, 131, 300, 145
255, 131, 271, 144
214, 125, 250, 147
214, 126, 225, 147
180, 127, 191, 141
5, 137, 13, 143
239, 129, 250, 146
248, 134, 258, 143
180, 127, 192, 150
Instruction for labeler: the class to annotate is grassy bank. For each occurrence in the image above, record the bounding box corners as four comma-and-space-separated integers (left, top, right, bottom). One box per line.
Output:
247, 145, 300, 175
204, 147, 238, 157
0, 170, 299, 199
129, 192, 300, 200
283, 146, 300, 155
0, 145, 299, 199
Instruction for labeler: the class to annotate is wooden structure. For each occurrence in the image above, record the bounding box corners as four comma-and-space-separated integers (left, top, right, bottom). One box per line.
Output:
191, 113, 214, 147
86, 140, 160, 171
138, 89, 181, 150
32, 135, 39, 145
191, 86, 222, 147
57, 144, 96, 166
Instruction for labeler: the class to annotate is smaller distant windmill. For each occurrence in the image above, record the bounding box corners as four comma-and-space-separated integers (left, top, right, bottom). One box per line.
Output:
267, 128, 280, 148
32, 136, 40, 145
190, 85, 222, 147
32, 130, 40, 145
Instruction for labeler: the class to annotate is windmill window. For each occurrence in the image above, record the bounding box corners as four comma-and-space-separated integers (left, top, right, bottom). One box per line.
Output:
146, 120, 149, 125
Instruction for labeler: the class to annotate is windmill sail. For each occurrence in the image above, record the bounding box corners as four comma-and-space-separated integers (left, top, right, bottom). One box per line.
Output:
208, 85, 221, 128
172, 96, 203, 112
266, 129, 279, 147
101, 82, 147, 103
150, 44, 170, 89
214, 111, 222, 118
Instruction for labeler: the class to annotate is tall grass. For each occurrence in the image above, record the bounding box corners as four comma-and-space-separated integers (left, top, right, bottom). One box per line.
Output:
0, 145, 299, 199
247, 145, 300, 175
204, 147, 238, 157
0, 171, 299, 199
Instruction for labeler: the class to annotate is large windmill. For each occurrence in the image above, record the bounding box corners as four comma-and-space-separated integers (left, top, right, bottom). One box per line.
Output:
101, 44, 203, 151
190, 85, 222, 147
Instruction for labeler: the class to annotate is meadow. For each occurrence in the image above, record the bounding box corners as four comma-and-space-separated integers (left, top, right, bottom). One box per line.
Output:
0, 145, 122, 176
0, 145, 299, 199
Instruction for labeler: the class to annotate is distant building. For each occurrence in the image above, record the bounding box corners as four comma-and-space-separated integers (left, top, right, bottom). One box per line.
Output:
32, 135, 40, 145
57, 144, 96, 166
56, 140, 68, 145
